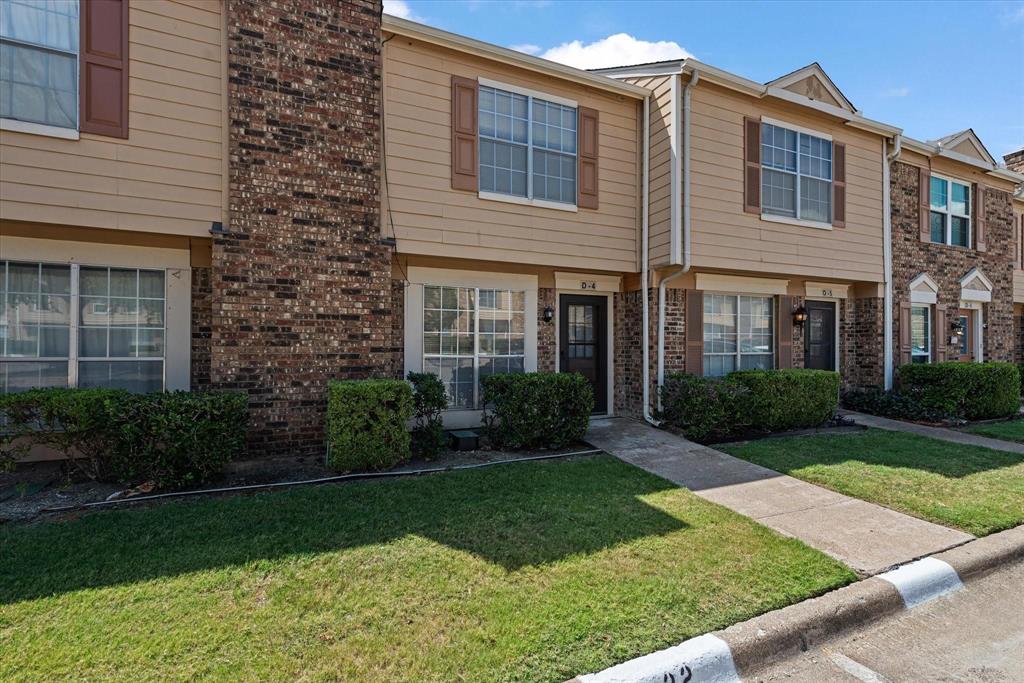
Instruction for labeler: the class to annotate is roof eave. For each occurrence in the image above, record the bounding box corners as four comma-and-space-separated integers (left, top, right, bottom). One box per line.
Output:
381, 15, 650, 99
903, 137, 1024, 183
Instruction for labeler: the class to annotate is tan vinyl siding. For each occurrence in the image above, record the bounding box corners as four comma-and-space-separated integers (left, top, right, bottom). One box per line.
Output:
688, 82, 885, 282
383, 37, 641, 273
0, 0, 224, 238
626, 75, 674, 267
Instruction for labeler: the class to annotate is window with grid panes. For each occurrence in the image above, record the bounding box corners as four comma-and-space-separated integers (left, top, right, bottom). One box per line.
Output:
422, 285, 525, 409
703, 293, 775, 377
761, 122, 832, 223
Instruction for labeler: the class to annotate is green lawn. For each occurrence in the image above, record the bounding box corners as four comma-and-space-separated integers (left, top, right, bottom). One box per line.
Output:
963, 419, 1024, 444
721, 429, 1024, 536
0, 454, 853, 682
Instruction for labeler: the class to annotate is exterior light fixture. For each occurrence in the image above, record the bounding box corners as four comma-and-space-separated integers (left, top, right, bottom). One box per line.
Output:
543, 306, 554, 323
950, 318, 966, 334
792, 305, 808, 327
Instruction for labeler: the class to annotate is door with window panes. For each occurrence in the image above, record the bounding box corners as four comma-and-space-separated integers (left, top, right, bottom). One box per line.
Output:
955, 309, 976, 362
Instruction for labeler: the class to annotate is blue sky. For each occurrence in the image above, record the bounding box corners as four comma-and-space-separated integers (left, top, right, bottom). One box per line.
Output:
384, 0, 1024, 160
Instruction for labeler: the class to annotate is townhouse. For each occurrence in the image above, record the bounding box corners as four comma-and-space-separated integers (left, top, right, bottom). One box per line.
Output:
1, 1, 1022, 457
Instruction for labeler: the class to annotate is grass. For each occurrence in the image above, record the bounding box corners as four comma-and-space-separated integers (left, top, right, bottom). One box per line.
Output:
963, 419, 1024, 444
0, 454, 853, 682
720, 429, 1024, 536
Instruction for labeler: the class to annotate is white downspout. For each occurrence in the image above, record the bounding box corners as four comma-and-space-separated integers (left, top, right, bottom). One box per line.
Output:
882, 134, 901, 390
641, 94, 656, 425
656, 69, 698, 411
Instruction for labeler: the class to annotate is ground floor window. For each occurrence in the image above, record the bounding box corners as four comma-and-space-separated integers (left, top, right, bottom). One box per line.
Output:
0, 260, 166, 393
703, 293, 774, 376
910, 305, 931, 363
422, 284, 525, 408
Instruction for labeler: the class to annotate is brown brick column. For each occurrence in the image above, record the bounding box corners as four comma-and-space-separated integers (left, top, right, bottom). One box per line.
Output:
214, 0, 393, 456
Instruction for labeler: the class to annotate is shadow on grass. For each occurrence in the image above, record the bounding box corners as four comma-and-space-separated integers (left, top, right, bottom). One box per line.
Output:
0, 455, 686, 604
725, 430, 1024, 480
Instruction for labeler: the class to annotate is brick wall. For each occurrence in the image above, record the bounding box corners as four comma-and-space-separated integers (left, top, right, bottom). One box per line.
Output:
191, 267, 212, 389
1004, 149, 1024, 174
890, 161, 1015, 364
841, 296, 885, 387
613, 288, 684, 419
212, 0, 394, 456
538, 287, 556, 372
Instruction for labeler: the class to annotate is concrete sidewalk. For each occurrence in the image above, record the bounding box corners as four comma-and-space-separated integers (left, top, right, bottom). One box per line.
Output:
842, 410, 1024, 454
586, 418, 973, 576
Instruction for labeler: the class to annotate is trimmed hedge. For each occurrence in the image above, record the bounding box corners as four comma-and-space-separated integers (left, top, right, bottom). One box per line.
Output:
729, 369, 840, 432
841, 386, 945, 423
0, 388, 248, 488
659, 369, 839, 441
481, 372, 593, 449
326, 379, 413, 472
896, 362, 1020, 420
659, 373, 751, 441
408, 371, 448, 459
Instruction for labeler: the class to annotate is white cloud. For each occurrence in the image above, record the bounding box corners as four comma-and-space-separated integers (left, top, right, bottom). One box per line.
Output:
880, 86, 910, 98
510, 43, 543, 56
383, 0, 423, 21
537, 33, 693, 70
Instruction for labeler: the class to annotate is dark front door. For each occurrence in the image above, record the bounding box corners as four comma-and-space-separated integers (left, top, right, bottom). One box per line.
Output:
804, 300, 837, 371
559, 294, 607, 414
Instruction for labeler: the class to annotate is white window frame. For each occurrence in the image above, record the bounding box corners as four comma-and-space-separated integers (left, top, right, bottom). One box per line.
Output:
929, 174, 972, 248
477, 77, 579, 211
910, 304, 932, 364
404, 267, 538, 429
0, 235, 192, 392
1, 260, 169, 393
702, 292, 776, 377
0, 0, 81, 134
760, 116, 834, 229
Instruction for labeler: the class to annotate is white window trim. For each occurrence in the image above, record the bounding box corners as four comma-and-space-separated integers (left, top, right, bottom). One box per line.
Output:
478, 77, 577, 108
0, 3, 81, 132
929, 173, 972, 248
476, 78, 579, 209
910, 304, 932, 363
0, 236, 191, 391
404, 267, 538, 429
702, 291, 777, 376
759, 117, 834, 226
477, 190, 578, 213
0, 118, 79, 140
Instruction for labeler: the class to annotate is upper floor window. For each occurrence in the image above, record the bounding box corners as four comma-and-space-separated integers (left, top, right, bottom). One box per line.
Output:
0, 0, 79, 129
761, 122, 832, 223
478, 84, 577, 205
929, 176, 970, 248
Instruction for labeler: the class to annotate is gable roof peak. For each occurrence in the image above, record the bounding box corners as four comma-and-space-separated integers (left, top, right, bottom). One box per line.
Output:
766, 62, 856, 113
928, 128, 996, 166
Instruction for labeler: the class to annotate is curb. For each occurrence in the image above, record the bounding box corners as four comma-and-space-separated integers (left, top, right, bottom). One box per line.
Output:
571, 524, 1024, 683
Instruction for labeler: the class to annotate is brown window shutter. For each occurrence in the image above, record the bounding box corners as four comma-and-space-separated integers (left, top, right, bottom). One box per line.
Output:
974, 184, 987, 252
743, 117, 761, 214
578, 106, 599, 210
777, 295, 793, 369
684, 289, 704, 375
832, 142, 846, 228
450, 76, 478, 192
899, 302, 912, 366
918, 167, 931, 242
934, 304, 947, 362
80, 0, 129, 138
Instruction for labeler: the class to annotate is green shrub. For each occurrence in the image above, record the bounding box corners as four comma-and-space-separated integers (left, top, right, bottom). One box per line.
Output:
326, 379, 413, 471
841, 386, 946, 422
658, 373, 752, 441
0, 388, 247, 488
728, 369, 840, 433
0, 387, 126, 478
104, 391, 249, 489
897, 362, 1020, 420
408, 371, 448, 459
481, 372, 593, 450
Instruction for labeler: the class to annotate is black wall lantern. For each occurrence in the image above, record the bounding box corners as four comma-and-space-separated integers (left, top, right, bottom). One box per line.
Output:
950, 318, 966, 335
543, 306, 554, 323
792, 305, 808, 327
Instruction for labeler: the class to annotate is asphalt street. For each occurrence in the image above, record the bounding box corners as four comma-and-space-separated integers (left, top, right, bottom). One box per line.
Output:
752, 560, 1024, 682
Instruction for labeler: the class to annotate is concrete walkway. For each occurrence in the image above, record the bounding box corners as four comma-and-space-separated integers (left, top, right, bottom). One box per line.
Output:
841, 410, 1024, 454
586, 418, 973, 576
